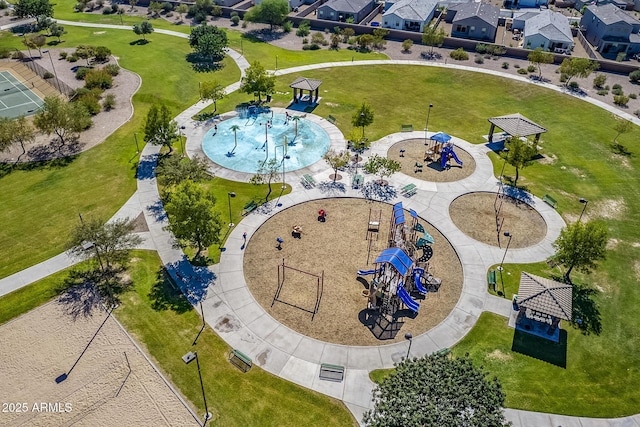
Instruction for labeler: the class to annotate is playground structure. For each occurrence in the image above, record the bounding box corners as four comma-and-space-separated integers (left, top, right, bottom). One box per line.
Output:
358, 202, 442, 319
272, 259, 324, 320
425, 133, 464, 169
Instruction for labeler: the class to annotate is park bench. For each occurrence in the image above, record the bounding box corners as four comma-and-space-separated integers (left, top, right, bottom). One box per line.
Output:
229, 349, 252, 372
327, 115, 337, 124
543, 194, 557, 208
404, 187, 417, 197
401, 124, 413, 132
319, 363, 345, 382
401, 183, 416, 194
242, 201, 258, 216
487, 270, 497, 291
433, 348, 451, 357
304, 174, 316, 187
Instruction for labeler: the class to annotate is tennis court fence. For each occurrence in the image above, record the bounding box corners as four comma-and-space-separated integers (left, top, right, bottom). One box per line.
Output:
21, 59, 74, 98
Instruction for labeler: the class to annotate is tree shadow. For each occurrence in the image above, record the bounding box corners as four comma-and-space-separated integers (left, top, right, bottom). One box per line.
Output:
358, 309, 405, 340
571, 282, 602, 335
501, 183, 534, 205
0, 151, 78, 179
136, 151, 158, 180
511, 328, 567, 368
244, 28, 287, 42
165, 256, 217, 304
185, 53, 225, 73
361, 181, 397, 202
145, 199, 167, 222
129, 39, 150, 46
27, 138, 85, 161
148, 268, 193, 313
610, 142, 632, 157
318, 180, 346, 195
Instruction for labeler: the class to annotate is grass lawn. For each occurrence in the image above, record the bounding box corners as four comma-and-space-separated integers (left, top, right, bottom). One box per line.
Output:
116, 250, 355, 426
0, 27, 238, 279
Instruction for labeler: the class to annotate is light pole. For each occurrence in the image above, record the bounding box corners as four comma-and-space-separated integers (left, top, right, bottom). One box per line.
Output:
404, 332, 413, 360
424, 103, 433, 145
498, 231, 512, 297
578, 198, 589, 222
227, 192, 236, 228
182, 351, 211, 424
133, 132, 140, 153
43, 50, 59, 88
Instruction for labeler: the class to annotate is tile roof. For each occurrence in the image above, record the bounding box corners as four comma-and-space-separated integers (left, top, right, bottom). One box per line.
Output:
517, 272, 573, 321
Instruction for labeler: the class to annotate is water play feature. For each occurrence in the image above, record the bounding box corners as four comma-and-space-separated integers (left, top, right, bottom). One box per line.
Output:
201, 111, 331, 174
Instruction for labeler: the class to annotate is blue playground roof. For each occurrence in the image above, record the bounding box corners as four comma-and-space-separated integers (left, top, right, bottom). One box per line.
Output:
374, 248, 414, 277
393, 202, 405, 225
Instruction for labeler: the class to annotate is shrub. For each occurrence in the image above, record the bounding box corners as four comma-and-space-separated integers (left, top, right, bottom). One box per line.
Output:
490, 45, 506, 56
296, 20, 310, 37
614, 94, 629, 106
475, 43, 488, 54
211, 5, 222, 16
43, 71, 54, 79
93, 46, 111, 62
77, 93, 101, 115
302, 44, 321, 50
104, 63, 120, 76
283, 21, 293, 33
161, 1, 173, 12
527, 65, 536, 73
502, 62, 509, 69
629, 93, 637, 99
616, 52, 626, 62
102, 7, 111, 14
311, 32, 325, 45
612, 84, 623, 96
559, 73, 568, 82
302, 37, 308, 44
242, 21, 247, 28
517, 68, 528, 75
12, 51, 25, 60
449, 48, 468, 61
630, 69, 640, 83
230, 11, 238, 17
514, 64, 520, 69
569, 81, 580, 90
67, 54, 78, 63
111, 3, 118, 13
635, 109, 640, 118
84, 69, 113, 90
402, 39, 413, 52
103, 93, 116, 111
0, 47, 11, 59
59, 51, 68, 59
231, 15, 240, 25
75, 66, 91, 80
474, 55, 484, 64
593, 73, 607, 89
597, 89, 608, 96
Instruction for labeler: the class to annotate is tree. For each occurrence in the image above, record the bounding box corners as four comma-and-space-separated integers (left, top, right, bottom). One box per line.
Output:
363, 154, 401, 184
75, 44, 95, 66
148, 1, 162, 17
422, 25, 446, 55
342, 27, 355, 43
133, 20, 154, 41
49, 22, 65, 43
527, 47, 554, 80
200, 80, 226, 111
164, 180, 223, 258
0, 116, 36, 163
240, 61, 275, 102
330, 33, 340, 49
364, 353, 509, 427
34, 96, 91, 148
23, 33, 46, 57
66, 216, 142, 305
356, 34, 374, 51
559, 57, 599, 87
612, 115, 633, 145
352, 102, 374, 139
14, 0, 53, 22
189, 24, 228, 61
244, 0, 289, 31
553, 220, 608, 283
593, 73, 607, 89
143, 103, 178, 153
129, 0, 138, 11
402, 39, 413, 52
156, 153, 210, 186
323, 149, 350, 182
250, 158, 280, 202
500, 136, 537, 187
176, 3, 188, 21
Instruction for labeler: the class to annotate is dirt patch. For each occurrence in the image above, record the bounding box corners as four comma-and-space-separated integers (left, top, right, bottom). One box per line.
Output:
243, 198, 463, 346
449, 192, 547, 249
634, 261, 640, 281
0, 301, 199, 426
590, 198, 627, 221
387, 139, 476, 182
487, 349, 512, 361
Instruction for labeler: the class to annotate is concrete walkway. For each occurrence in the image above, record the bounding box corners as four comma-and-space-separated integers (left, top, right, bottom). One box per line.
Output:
5, 20, 640, 425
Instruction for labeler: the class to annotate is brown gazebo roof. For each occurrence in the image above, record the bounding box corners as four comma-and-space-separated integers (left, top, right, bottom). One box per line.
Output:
517, 272, 572, 321
289, 77, 323, 91
488, 113, 547, 137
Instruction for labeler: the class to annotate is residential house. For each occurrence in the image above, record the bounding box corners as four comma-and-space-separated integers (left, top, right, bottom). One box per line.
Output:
503, 0, 548, 9
522, 9, 574, 52
317, 0, 378, 23
580, 4, 640, 55
446, 2, 500, 42
382, 0, 439, 32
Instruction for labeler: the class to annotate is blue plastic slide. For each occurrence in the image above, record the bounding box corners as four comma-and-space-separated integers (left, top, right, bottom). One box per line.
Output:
412, 268, 428, 294
441, 145, 463, 168
357, 268, 379, 276
397, 285, 420, 313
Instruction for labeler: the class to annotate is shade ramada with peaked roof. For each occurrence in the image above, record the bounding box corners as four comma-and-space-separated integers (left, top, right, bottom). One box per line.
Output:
517, 271, 572, 321
487, 113, 547, 143
289, 77, 323, 104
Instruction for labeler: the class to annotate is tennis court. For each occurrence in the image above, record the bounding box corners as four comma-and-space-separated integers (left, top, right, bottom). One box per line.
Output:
0, 70, 44, 119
